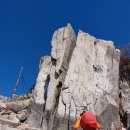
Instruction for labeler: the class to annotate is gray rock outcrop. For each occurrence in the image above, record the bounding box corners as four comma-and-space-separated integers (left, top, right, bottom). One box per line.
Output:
0, 24, 124, 130
119, 81, 130, 129
0, 94, 40, 130
26, 24, 121, 130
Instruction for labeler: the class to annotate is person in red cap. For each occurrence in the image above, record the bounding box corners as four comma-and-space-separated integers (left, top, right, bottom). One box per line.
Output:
74, 111, 101, 130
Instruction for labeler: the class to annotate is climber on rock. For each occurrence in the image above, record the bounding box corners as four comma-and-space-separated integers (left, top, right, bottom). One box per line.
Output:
74, 111, 101, 130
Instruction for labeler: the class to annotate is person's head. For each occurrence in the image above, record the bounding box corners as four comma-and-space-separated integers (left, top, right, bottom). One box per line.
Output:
80, 112, 101, 130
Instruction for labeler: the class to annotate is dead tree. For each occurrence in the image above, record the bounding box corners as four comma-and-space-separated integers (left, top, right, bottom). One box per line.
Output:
12, 67, 23, 97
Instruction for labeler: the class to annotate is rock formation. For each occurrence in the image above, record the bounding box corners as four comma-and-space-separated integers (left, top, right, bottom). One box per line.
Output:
0, 24, 124, 130
119, 81, 130, 129
0, 94, 40, 130
26, 24, 121, 130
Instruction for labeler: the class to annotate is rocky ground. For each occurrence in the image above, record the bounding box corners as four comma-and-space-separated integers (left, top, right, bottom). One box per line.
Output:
0, 94, 40, 130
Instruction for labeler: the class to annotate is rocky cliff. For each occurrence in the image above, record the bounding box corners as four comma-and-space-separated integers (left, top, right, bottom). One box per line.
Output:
27, 24, 121, 130
0, 24, 125, 130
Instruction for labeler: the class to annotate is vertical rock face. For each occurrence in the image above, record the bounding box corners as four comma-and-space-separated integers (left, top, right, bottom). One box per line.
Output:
119, 81, 130, 129
120, 81, 130, 113
53, 31, 120, 130
27, 24, 76, 129
27, 24, 121, 130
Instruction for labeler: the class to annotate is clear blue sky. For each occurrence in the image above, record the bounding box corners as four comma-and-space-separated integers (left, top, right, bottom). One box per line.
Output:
0, 0, 130, 97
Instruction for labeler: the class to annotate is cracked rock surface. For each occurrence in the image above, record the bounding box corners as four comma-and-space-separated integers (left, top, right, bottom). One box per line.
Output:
26, 24, 121, 130
0, 24, 123, 130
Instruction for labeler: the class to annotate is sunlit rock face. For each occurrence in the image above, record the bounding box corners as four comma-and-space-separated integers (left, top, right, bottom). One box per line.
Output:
0, 24, 121, 130
27, 24, 121, 130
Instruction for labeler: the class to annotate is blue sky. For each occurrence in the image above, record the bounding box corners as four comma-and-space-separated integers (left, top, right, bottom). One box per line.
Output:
0, 0, 130, 97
